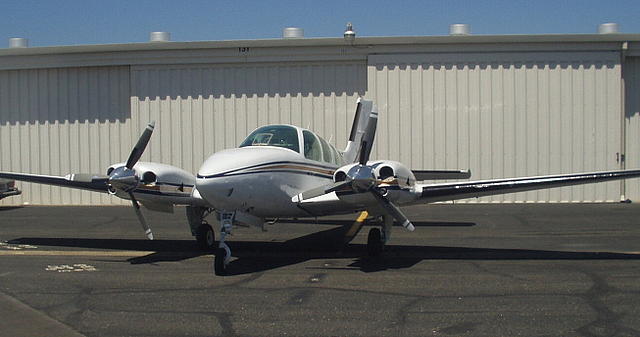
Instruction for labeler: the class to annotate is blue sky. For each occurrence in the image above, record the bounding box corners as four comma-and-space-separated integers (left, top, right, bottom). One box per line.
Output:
2, 0, 639, 47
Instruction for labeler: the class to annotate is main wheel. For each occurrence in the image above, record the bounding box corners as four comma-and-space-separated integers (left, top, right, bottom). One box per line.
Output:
214, 248, 227, 276
367, 228, 384, 257
196, 224, 215, 250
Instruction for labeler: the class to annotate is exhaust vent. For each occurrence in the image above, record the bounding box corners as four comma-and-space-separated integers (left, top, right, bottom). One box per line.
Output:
449, 24, 470, 36
282, 27, 304, 39
8, 37, 28, 48
149, 31, 171, 42
598, 23, 619, 34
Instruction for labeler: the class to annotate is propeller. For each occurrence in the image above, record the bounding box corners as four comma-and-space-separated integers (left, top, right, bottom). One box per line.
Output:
106, 121, 156, 240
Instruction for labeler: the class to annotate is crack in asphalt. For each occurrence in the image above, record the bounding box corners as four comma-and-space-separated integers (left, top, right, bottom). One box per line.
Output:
573, 267, 640, 337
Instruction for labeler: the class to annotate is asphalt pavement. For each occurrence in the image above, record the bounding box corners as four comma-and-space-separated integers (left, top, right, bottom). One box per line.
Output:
1, 203, 640, 337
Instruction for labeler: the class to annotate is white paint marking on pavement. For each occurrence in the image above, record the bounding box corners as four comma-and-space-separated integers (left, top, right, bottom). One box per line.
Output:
45, 264, 98, 273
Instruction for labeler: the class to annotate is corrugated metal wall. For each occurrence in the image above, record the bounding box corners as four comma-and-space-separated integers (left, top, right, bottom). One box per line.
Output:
626, 57, 640, 201
0, 66, 131, 205
130, 62, 367, 173
367, 52, 623, 202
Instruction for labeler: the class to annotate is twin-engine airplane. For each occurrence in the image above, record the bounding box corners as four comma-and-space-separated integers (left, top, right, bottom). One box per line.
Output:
2, 98, 640, 275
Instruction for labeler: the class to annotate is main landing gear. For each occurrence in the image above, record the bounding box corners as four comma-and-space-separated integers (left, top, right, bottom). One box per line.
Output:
196, 223, 215, 250
187, 206, 217, 250
366, 214, 393, 257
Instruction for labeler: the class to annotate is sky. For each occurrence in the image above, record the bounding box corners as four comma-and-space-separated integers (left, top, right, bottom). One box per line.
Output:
1, 0, 639, 47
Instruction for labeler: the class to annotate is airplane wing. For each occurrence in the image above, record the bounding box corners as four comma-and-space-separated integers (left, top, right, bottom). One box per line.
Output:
416, 169, 640, 203
0, 172, 109, 193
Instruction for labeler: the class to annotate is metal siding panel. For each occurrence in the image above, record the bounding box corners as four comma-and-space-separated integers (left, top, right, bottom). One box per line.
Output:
368, 52, 622, 203
0, 66, 130, 205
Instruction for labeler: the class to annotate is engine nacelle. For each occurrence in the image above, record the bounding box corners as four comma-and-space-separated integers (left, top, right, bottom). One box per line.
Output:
106, 161, 198, 203
333, 160, 416, 188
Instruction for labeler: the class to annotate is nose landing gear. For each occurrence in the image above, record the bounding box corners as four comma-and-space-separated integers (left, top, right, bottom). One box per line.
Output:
214, 212, 235, 276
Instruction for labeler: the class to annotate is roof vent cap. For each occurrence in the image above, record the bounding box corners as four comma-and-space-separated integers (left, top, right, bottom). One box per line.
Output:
283, 27, 304, 39
598, 23, 619, 34
449, 24, 470, 36
344, 22, 356, 43
8, 37, 28, 48
149, 31, 170, 42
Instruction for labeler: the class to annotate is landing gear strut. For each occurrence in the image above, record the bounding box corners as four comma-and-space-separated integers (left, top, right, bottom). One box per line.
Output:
214, 212, 234, 276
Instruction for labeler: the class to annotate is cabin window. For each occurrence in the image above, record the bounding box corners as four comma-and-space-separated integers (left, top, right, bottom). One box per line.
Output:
302, 130, 323, 162
239, 125, 300, 153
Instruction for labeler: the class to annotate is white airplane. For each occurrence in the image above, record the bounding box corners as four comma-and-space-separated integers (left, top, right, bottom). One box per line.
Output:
2, 98, 640, 275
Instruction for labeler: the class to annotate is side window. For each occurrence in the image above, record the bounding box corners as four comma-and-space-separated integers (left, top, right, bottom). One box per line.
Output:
303, 130, 323, 162
319, 137, 334, 164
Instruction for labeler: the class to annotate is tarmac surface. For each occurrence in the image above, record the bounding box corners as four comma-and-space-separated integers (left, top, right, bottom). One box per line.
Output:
1, 203, 640, 337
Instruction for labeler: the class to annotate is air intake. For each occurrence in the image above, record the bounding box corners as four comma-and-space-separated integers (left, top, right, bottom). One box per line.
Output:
8, 37, 28, 48
283, 27, 304, 39
449, 24, 470, 36
149, 32, 171, 42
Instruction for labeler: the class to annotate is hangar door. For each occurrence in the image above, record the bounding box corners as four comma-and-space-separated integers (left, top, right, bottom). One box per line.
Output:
626, 56, 640, 202
130, 61, 366, 174
368, 52, 623, 203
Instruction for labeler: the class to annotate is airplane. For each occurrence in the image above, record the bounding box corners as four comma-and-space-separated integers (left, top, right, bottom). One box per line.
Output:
2, 98, 640, 275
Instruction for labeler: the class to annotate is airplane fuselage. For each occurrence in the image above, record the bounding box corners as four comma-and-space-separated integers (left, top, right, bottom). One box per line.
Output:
195, 146, 341, 217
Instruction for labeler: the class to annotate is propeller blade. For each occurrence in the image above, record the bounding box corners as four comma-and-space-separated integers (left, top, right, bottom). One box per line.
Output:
129, 192, 154, 240
126, 121, 155, 170
371, 188, 415, 231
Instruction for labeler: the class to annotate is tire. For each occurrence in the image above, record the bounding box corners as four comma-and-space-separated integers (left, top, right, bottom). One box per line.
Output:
196, 224, 215, 250
367, 228, 383, 257
214, 248, 227, 276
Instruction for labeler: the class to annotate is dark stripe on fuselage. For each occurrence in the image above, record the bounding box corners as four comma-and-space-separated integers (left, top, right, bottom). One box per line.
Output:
197, 160, 337, 179
199, 169, 334, 180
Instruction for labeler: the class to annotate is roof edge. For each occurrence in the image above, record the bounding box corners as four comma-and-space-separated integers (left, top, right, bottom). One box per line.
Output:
2, 33, 639, 56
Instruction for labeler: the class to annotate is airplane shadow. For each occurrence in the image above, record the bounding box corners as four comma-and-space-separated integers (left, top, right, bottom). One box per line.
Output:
0, 206, 24, 212
277, 219, 476, 227
10, 223, 640, 276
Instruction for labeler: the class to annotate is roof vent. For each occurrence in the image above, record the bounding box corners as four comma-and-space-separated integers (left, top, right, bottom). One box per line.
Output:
598, 23, 619, 34
8, 37, 28, 48
449, 24, 470, 36
344, 22, 356, 43
149, 31, 170, 42
283, 27, 304, 39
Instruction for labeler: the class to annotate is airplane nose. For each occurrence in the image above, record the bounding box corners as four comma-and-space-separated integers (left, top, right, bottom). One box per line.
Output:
195, 146, 302, 209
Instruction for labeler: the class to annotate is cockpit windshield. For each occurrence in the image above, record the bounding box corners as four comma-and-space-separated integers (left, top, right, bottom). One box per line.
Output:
239, 125, 300, 153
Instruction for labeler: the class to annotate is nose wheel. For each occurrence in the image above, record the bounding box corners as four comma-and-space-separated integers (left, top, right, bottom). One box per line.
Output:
214, 248, 228, 275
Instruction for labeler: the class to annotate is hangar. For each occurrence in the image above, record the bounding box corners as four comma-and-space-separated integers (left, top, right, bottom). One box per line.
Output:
1, 29, 640, 205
